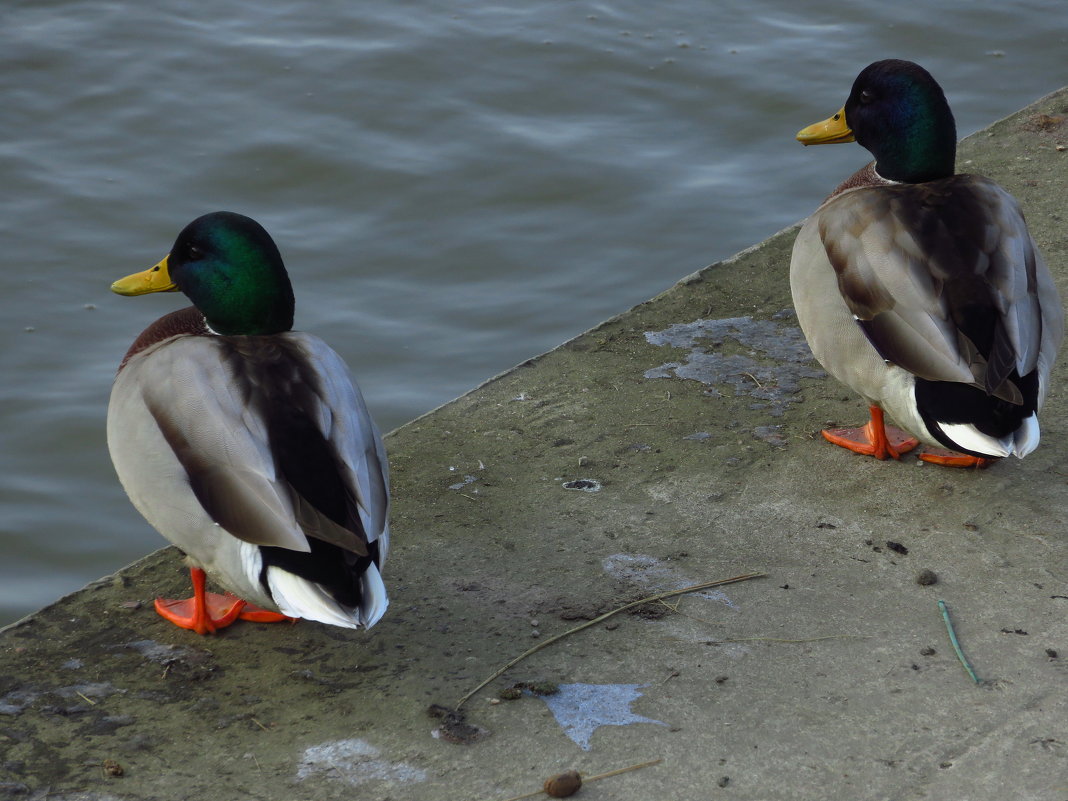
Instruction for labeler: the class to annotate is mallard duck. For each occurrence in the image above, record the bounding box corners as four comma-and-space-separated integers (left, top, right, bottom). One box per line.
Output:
107, 212, 390, 634
790, 59, 1063, 467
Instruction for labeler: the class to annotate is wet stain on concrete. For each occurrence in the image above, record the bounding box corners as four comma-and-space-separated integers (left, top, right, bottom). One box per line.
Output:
643, 314, 823, 417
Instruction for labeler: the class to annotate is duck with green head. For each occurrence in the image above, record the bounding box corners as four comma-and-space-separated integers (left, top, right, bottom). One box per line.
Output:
107, 212, 390, 634
790, 59, 1062, 467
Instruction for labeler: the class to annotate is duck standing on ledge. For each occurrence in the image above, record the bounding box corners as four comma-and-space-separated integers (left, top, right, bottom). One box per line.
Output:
107, 212, 390, 633
790, 59, 1063, 468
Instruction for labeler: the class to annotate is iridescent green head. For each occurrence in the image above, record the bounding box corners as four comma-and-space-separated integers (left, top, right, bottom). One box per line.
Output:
796, 59, 957, 184
112, 212, 295, 335
844, 59, 957, 183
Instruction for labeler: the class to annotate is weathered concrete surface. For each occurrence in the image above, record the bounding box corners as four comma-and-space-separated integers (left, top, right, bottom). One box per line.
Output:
3, 90, 1067, 801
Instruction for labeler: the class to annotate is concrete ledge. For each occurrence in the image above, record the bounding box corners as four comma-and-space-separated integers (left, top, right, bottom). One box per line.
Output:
2, 88, 1067, 801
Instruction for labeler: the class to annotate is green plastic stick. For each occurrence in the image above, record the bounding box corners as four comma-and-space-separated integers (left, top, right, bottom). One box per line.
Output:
939, 600, 980, 684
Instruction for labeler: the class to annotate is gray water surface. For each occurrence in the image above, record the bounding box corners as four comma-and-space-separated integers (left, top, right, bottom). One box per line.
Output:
2, 0, 1064, 623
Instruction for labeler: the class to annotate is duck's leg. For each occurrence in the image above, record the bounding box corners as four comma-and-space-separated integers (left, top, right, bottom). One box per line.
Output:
821, 405, 919, 460
916, 447, 998, 469
154, 567, 246, 635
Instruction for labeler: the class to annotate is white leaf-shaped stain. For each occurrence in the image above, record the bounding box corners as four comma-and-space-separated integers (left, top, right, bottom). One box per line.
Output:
539, 683, 666, 750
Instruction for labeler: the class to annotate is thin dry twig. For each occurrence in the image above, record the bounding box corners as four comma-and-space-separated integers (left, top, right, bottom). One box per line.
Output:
742, 372, 767, 390
584, 759, 663, 783
455, 572, 765, 709
654, 599, 866, 643
703, 635, 863, 644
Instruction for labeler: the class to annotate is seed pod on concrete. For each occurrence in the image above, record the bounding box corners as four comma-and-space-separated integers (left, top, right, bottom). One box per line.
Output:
543, 769, 582, 797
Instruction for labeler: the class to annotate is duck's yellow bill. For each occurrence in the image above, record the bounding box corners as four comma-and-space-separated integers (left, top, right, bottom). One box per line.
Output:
796, 106, 855, 145
111, 255, 179, 296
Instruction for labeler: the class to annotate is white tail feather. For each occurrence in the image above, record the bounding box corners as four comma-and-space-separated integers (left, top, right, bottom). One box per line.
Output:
266, 567, 361, 629
359, 563, 389, 628
264, 563, 389, 630
1012, 414, 1040, 458
936, 422, 1012, 458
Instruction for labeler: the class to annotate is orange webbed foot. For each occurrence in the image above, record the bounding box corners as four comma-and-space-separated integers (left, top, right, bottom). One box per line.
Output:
821, 406, 919, 460
154, 591, 245, 635
155, 568, 298, 634
917, 447, 998, 469
237, 602, 296, 624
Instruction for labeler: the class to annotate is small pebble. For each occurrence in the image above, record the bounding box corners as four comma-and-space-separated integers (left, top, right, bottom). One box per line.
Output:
103, 759, 124, 777
916, 569, 939, 586
531, 630, 540, 638
1045, 648, 1058, 659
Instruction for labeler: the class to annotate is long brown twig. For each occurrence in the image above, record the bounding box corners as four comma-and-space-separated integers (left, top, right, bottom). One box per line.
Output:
455, 572, 765, 710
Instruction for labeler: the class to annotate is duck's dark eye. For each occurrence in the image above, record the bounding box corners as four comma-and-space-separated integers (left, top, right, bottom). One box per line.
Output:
186, 244, 203, 259
859, 89, 874, 104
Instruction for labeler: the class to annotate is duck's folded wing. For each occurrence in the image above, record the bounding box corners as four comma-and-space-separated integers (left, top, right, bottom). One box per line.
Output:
290, 335, 390, 559
128, 337, 313, 553
817, 176, 1056, 400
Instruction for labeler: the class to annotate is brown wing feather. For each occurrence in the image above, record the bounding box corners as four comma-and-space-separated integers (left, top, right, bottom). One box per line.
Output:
136, 335, 378, 557
818, 174, 1047, 403
216, 336, 375, 558
145, 391, 312, 552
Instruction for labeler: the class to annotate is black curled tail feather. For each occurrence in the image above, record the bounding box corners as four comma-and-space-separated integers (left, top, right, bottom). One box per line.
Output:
915, 369, 1039, 456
